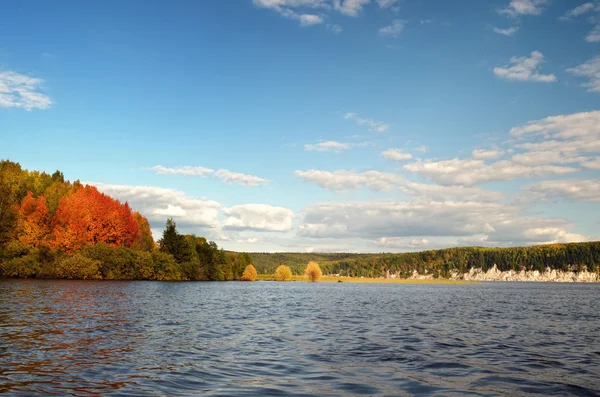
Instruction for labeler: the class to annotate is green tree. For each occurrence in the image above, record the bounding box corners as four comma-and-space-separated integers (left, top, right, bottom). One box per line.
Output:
158, 219, 193, 264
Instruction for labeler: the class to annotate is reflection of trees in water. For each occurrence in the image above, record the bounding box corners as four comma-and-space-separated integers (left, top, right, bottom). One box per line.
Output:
0, 279, 143, 395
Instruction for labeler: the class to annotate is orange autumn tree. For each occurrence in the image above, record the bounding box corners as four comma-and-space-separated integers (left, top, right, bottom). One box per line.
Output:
16, 192, 50, 247
132, 212, 155, 251
50, 185, 141, 252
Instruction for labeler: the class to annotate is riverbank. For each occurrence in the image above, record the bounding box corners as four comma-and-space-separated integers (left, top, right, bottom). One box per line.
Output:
257, 274, 475, 284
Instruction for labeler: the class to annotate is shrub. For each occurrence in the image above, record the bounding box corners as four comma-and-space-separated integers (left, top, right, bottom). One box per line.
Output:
305, 261, 322, 282
274, 265, 292, 281
1, 253, 41, 278
241, 264, 257, 281
151, 250, 183, 281
55, 254, 101, 280
133, 251, 155, 280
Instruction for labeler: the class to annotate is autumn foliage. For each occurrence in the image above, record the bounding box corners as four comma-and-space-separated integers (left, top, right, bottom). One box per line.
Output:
305, 261, 322, 282
0, 160, 255, 281
241, 264, 257, 281
50, 185, 141, 252
274, 265, 292, 281
16, 192, 50, 247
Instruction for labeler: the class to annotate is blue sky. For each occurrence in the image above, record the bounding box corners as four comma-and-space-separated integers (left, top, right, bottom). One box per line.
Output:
1, 0, 600, 252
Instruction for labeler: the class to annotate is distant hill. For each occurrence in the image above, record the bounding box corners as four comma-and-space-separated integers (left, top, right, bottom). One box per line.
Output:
248, 242, 600, 278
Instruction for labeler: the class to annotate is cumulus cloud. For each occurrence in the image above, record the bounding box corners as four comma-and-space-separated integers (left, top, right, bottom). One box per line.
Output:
149, 165, 214, 177
378, 19, 406, 37
404, 158, 576, 186
567, 56, 600, 92
0, 70, 52, 110
492, 26, 519, 36
343, 112, 389, 133
400, 182, 505, 202
493, 51, 556, 83
400, 110, 598, 193
214, 169, 269, 187
295, 169, 404, 191
298, 199, 586, 246
223, 204, 294, 232
524, 179, 600, 203
499, 0, 548, 17
509, 110, 600, 157
90, 182, 221, 229
381, 148, 412, 161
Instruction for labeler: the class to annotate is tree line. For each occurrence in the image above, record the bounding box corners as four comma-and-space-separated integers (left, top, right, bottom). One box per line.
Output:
0, 160, 254, 281
250, 242, 600, 278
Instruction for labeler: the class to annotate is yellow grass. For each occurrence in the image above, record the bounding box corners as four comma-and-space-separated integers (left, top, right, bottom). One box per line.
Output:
257, 274, 475, 284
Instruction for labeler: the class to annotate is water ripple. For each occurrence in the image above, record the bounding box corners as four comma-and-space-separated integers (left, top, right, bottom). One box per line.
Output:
1, 280, 599, 396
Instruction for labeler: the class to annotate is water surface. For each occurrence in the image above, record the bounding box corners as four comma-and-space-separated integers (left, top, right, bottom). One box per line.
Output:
1, 280, 599, 396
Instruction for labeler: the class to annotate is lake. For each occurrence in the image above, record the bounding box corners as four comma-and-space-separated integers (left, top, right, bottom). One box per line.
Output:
1, 279, 599, 396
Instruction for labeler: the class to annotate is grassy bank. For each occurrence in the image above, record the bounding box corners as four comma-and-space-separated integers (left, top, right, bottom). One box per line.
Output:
257, 274, 475, 284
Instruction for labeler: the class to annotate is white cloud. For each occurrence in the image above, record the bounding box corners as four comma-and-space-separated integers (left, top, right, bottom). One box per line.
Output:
509, 111, 600, 156
252, 0, 380, 25
525, 179, 600, 203
0, 70, 52, 110
90, 182, 221, 229
333, 0, 370, 16
499, 0, 548, 17
378, 19, 406, 37
252, 0, 325, 26
376, 237, 430, 248
582, 157, 600, 169
223, 204, 294, 232
414, 145, 428, 152
381, 148, 412, 161
492, 26, 519, 36
149, 165, 214, 177
472, 148, 504, 160
214, 169, 269, 187
493, 51, 557, 83
559, 2, 596, 20
298, 199, 587, 246
400, 182, 505, 202
567, 56, 600, 92
344, 112, 389, 133
511, 151, 589, 166
153, 204, 187, 217
404, 158, 576, 186
305, 140, 351, 152
586, 24, 600, 42
295, 169, 404, 191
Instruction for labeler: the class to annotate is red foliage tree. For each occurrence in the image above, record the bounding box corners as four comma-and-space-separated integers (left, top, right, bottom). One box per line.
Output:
50, 185, 141, 252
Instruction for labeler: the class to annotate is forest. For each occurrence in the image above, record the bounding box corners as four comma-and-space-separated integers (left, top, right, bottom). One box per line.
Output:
0, 160, 253, 281
2, 159, 599, 281
249, 241, 600, 278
